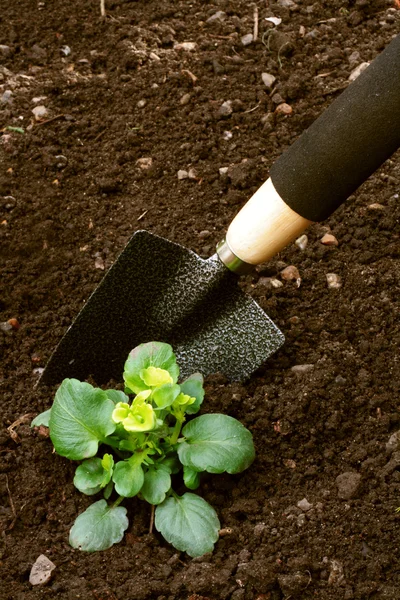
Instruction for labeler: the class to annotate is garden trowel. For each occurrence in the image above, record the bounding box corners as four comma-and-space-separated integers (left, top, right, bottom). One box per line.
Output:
41, 34, 400, 385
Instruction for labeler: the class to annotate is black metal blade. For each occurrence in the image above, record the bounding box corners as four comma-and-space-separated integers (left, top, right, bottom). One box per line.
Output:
40, 231, 284, 385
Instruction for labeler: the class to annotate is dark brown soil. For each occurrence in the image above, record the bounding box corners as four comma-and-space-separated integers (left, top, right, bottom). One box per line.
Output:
1, 1, 400, 599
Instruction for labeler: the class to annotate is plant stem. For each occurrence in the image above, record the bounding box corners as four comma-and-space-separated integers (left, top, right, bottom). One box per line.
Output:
112, 495, 124, 508
169, 419, 182, 445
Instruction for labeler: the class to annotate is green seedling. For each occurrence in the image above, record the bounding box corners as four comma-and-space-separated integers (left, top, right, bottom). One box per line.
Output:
32, 342, 255, 557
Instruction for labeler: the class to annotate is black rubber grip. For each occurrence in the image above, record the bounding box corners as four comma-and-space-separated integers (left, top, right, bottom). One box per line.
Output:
270, 34, 400, 222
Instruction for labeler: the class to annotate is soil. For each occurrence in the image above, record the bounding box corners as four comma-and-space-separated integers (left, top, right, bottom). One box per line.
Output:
1, 0, 400, 598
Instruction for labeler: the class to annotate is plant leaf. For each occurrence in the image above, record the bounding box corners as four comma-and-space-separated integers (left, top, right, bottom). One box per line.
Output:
106, 389, 130, 405
178, 414, 255, 474
180, 374, 205, 415
152, 383, 181, 409
103, 480, 114, 500
112, 456, 144, 497
69, 499, 128, 552
31, 409, 51, 428
49, 379, 116, 460
183, 465, 201, 490
155, 493, 220, 557
140, 465, 171, 505
124, 342, 179, 394
160, 455, 182, 474
74, 458, 104, 495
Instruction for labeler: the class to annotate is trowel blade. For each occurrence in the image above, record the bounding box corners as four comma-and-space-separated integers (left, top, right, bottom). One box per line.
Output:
40, 230, 284, 385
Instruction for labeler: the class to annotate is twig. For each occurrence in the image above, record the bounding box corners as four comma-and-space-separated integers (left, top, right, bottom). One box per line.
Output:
5, 475, 17, 531
243, 101, 261, 114
137, 210, 148, 221
34, 114, 66, 127
253, 5, 259, 41
149, 504, 155, 534
100, 0, 106, 17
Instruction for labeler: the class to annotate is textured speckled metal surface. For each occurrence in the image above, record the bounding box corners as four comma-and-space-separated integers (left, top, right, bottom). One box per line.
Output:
40, 231, 284, 385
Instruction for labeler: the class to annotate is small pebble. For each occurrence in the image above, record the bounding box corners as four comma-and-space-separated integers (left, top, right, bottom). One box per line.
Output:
136, 157, 153, 170
386, 430, 400, 454
206, 11, 226, 24
297, 513, 307, 526
320, 233, 338, 246
1, 90, 12, 104
219, 167, 229, 175
0, 321, 13, 334
281, 265, 301, 286
149, 52, 160, 61
177, 170, 189, 180
265, 16, 282, 26
29, 554, 56, 586
328, 559, 345, 586
218, 527, 233, 537
348, 50, 361, 68
55, 155, 68, 168
297, 497, 313, 512
275, 103, 292, 115
32, 95, 47, 103
368, 202, 385, 210
326, 273, 342, 289
137, 99, 146, 108
253, 522, 267, 536
180, 93, 191, 106
174, 42, 197, 51
0, 45, 12, 57
336, 472, 362, 500
291, 364, 314, 374
32, 105, 48, 120
261, 72, 276, 88
188, 168, 197, 180
94, 255, 105, 270
60, 45, 71, 56
348, 62, 370, 82
222, 130, 233, 141
241, 34, 253, 46
217, 100, 233, 118
271, 278, 283, 288
295, 234, 308, 250
277, 0, 297, 7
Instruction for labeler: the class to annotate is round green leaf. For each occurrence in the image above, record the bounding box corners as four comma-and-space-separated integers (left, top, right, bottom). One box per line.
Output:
123, 342, 179, 394
140, 465, 171, 505
178, 414, 255, 474
74, 458, 104, 495
106, 389, 130, 405
31, 408, 51, 428
152, 383, 181, 409
180, 374, 205, 415
155, 493, 220, 557
49, 379, 116, 460
112, 458, 144, 497
69, 499, 128, 552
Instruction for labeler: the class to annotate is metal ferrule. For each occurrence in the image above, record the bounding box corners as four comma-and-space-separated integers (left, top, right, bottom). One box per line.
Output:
216, 239, 255, 275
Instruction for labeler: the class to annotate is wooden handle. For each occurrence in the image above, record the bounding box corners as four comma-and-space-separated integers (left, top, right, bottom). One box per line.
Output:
225, 178, 311, 265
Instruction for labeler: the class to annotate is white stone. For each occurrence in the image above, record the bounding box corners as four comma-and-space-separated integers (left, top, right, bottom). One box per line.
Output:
136, 157, 153, 170
174, 42, 197, 51
295, 234, 308, 250
261, 73, 276, 88
297, 497, 313, 512
177, 170, 189, 180
241, 34, 253, 47
32, 105, 48, 120
29, 555, 56, 586
326, 273, 342, 289
348, 62, 370, 82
